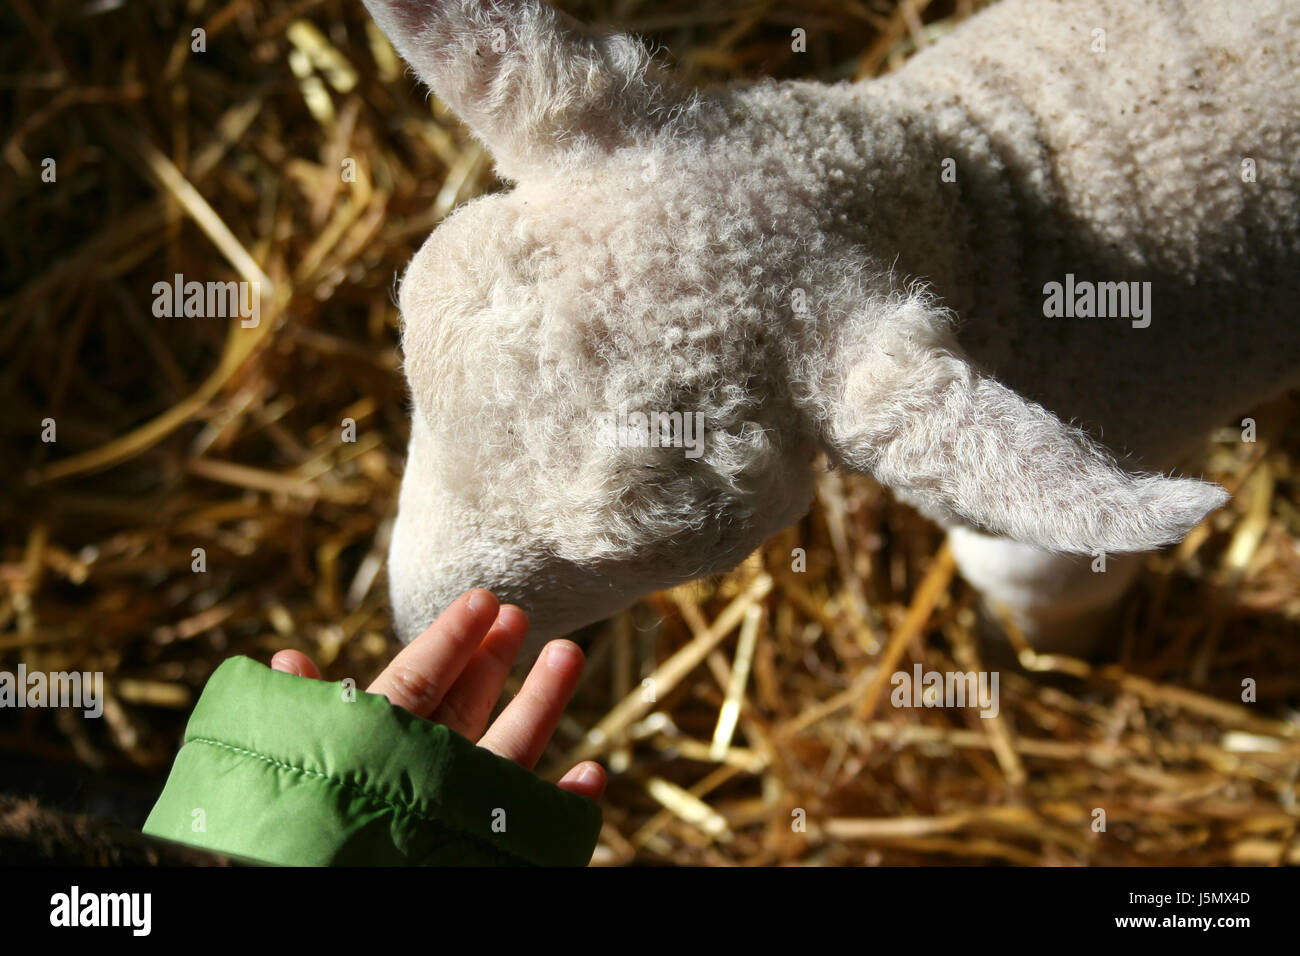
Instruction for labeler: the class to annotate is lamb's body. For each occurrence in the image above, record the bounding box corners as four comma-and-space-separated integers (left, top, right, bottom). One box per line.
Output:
878, 0, 1299, 467
775, 0, 1300, 642
706, 0, 1300, 464
366, 0, 1300, 649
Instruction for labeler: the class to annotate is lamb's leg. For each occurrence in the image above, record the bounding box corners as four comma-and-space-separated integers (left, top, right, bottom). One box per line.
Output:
946, 524, 1144, 656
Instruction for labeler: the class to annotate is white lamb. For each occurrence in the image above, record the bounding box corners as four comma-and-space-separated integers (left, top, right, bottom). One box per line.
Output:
362, 0, 1300, 652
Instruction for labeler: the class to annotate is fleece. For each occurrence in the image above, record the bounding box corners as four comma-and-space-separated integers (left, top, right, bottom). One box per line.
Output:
362, 0, 1300, 647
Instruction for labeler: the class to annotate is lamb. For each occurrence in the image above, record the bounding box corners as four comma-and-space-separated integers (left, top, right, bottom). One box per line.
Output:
362, 0, 1300, 653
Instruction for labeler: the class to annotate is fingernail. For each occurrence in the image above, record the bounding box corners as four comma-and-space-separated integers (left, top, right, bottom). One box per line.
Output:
577, 763, 602, 788
498, 604, 529, 631
466, 589, 494, 615
545, 641, 582, 672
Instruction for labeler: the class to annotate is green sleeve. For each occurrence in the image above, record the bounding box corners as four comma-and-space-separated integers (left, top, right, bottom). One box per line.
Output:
142, 656, 602, 866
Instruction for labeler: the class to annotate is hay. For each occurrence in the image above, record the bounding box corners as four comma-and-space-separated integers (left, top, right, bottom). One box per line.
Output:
2, 0, 1297, 866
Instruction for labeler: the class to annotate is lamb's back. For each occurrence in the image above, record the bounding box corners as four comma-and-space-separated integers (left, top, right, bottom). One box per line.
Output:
881, 0, 1300, 466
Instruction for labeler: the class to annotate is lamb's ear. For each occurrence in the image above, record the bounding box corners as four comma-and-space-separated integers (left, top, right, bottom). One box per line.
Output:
361, 0, 679, 176
810, 300, 1228, 554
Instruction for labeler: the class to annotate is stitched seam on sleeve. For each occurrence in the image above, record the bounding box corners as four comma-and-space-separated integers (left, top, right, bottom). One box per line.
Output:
187, 735, 524, 866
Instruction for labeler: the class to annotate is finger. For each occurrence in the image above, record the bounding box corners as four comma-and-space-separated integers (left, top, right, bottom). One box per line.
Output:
271, 649, 321, 680
556, 761, 606, 802
477, 639, 585, 769
429, 604, 530, 740
367, 589, 498, 718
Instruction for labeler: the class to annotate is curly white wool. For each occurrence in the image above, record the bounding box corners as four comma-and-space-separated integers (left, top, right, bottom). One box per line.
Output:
364, 0, 1300, 648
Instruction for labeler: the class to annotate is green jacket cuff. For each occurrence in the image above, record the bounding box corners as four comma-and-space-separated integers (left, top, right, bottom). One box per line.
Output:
142, 655, 601, 866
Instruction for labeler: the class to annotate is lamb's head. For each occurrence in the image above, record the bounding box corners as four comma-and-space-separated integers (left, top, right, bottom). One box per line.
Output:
388, 176, 820, 645
370, 0, 1229, 645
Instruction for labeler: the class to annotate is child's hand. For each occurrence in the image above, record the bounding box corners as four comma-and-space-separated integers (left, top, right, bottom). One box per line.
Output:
268, 588, 606, 801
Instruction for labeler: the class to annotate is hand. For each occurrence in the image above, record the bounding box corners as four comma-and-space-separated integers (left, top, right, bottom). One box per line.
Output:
269, 588, 606, 801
